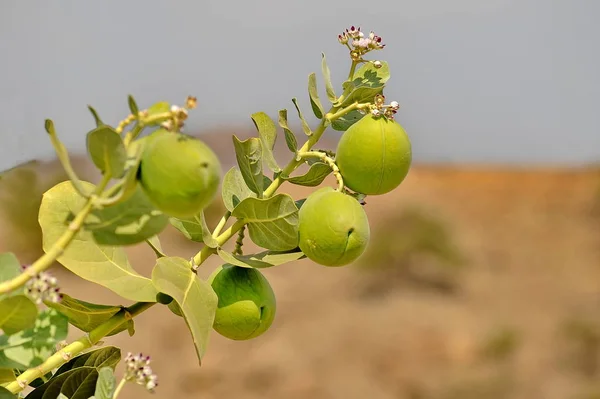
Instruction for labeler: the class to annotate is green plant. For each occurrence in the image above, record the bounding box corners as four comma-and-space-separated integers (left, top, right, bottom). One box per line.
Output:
0, 25, 412, 398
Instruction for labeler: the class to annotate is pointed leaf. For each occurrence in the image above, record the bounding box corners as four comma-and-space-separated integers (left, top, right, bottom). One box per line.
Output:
151, 257, 218, 364
87, 106, 104, 127
321, 53, 337, 103
277, 109, 297, 153
93, 367, 116, 399
169, 211, 218, 248
308, 73, 324, 119
43, 294, 126, 336
291, 98, 312, 136
86, 126, 127, 177
217, 248, 305, 269
284, 162, 332, 187
232, 136, 263, 197
331, 109, 366, 132
231, 194, 299, 251
127, 95, 139, 117
221, 166, 256, 212
145, 101, 171, 126
26, 367, 98, 399
53, 347, 120, 377
0, 296, 38, 335
145, 235, 165, 258
0, 387, 15, 399
39, 181, 158, 302
335, 61, 390, 107
251, 112, 281, 173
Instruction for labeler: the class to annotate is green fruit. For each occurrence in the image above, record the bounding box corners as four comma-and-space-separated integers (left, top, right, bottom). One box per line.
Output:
336, 114, 412, 195
208, 264, 276, 341
138, 129, 221, 218
298, 186, 370, 267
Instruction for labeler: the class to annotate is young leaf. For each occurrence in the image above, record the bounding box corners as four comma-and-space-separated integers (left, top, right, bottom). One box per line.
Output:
169, 211, 218, 248
0, 387, 16, 399
145, 101, 171, 126
0, 296, 38, 335
331, 109, 366, 132
217, 248, 305, 269
93, 367, 116, 399
308, 72, 324, 119
231, 194, 300, 251
127, 94, 139, 117
232, 136, 263, 197
291, 98, 312, 136
151, 257, 218, 364
86, 126, 127, 177
87, 106, 104, 127
321, 53, 337, 103
277, 109, 298, 153
53, 347, 120, 377
335, 61, 390, 108
85, 185, 169, 246
43, 294, 127, 336
39, 181, 158, 302
0, 309, 68, 370
26, 367, 98, 399
284, 162, 332, 187
251, 112, 281, 173
221, 166, 256, 212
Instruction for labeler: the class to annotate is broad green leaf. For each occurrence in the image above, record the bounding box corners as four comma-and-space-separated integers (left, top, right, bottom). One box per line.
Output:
54, 347, 120, 377
127, 94, 139, 117
87, 106, 104, 127
39, 181, 158, 302
308, 72, 324, 119
169, 211, 217, 248
0, 309, 68, 370
291, 98, 312, 136
335, 61, 390, 108
277, 109, 297, 153
151, 257, 218, 364
26, 367, 98, 399
0, 369, 15, 384
93, 367, 116, 399
0, 296, 37, 335
85, 185, 169, 246
0, 253, 22, 298
232, 136, 263, 197
86, 126, 127, 177
221, 166, 255, 212
251, 112, 281, 173
145, 101, 171, 126
284, 162, 332, 187
321, 53, 337, 103
331, 109, 366, 132
0, 387, 15, 399
44, 294, 126, 336
231, 194, 300, 251
217, 248, 305, 269
167, 301, 184, 318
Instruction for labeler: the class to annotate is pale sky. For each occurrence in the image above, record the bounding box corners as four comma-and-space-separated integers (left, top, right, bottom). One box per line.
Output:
1, 0, 598, 170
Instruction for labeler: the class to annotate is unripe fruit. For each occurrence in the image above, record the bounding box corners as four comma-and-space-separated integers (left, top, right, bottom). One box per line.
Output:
138, 129, 221, 218
207, 264, 276, 341
298, 187, 370, 267
336, 114, 412, 195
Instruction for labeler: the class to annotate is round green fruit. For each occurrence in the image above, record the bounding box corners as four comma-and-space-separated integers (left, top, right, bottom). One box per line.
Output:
207, 264, 276, 341
298, 186, 370, 267
138, 129, 221, 218
336, 114, 412, 195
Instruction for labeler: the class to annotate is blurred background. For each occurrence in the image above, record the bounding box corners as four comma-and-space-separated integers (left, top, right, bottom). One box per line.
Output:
1, 1, 600, 398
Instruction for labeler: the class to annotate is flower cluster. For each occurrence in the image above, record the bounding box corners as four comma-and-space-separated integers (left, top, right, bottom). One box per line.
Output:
124, 352, 158, 392
370, 94, 400, 119
22, 266, 62, 304
160, 96, 197, 132
338, 26, 385, 59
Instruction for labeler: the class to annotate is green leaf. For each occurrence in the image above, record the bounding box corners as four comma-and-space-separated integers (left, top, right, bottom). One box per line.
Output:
85, 185, 169, 246
0, 387, 16, 399
39, 181, 158, 302
86, 126, 127, 177
231, 194, 299, 251
127, 95, 139, 117
145, 235, 165, 258
284, 162, 332, 187
308, 72, 324, 119
277, 109, 297, 153
26, 367, 98, 399
116, 136, 146, 204
0, 369, 15, 385
295, 198, 307, 209
151, 257, 218, 364
56, 394, 69, 399
291, 98, 312, 136
169, 211, 218, 248
221, 166, 256, 212
43, 294, 126, 336
251, 112, 281, 173
335, 61, 390, 108
53, 347, 120, 377
217, 248, 305, 269
145, 101, 171, 126
0, 253, 22, 298
232, 136, 263, 197
87, 106, 104, 127
0, 309, 68, 370
0, 296, 38, 335
93, 367, 116, 399
331, 109, 366, 132
321, 53, 337, 103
